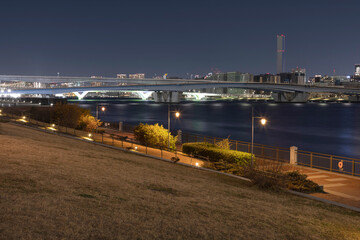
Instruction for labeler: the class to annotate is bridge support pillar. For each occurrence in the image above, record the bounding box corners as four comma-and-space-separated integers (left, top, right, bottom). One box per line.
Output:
135, 91, 153, 100
272, 92, 309, 103
153, 91, 182, 103
73, 91, 89, 100
348, 95, 360, 102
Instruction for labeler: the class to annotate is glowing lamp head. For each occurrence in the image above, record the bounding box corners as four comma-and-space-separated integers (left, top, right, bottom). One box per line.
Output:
175, 112, 180, 118
51, 124, 55, 127
22, 116, 26, 119
101, 106, 106, 112
260, 118, 267, 126
88, 133, 92, 137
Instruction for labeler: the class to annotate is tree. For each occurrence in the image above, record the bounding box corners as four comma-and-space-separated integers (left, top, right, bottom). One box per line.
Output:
134, 123, 177, 150
52, 103, 90, 128
78, 114, 102, 132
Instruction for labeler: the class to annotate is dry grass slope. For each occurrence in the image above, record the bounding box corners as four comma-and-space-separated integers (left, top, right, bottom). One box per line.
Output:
0, 123, 359, 240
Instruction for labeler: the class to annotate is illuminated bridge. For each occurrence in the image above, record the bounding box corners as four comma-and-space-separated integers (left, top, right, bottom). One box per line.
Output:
2, 82, 360, 103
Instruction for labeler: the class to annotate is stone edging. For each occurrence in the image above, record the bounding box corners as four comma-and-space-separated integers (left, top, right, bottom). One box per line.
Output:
286, 190, 360, 213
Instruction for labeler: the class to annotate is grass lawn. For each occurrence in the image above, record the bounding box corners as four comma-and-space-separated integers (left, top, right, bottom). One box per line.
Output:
0, 123, 359, 240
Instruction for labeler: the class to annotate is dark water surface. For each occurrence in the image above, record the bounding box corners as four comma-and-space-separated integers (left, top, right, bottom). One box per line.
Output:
77, 100, 360, 159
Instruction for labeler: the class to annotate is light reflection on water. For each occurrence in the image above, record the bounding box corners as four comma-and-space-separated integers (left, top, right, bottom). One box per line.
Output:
77, 100, 360, 158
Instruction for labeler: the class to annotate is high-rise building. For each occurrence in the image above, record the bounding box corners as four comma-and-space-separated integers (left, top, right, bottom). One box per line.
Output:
227, 72, 254, 82
291, 67, 306, 84
355, 64, 360, 76
253, 73, 279, 83
277, 34, 285, 74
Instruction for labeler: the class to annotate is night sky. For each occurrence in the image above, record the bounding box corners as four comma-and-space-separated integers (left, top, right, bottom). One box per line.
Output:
0, 0, 359, 78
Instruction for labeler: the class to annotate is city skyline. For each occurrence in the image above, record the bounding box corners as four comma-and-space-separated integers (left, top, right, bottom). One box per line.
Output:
0, 0, 359, 78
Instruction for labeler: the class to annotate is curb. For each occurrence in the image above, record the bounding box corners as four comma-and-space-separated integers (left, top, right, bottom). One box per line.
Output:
7, 121, 360, 214
287, 190, 360, 213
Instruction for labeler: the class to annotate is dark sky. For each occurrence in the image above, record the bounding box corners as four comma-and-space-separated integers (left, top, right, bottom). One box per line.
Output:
0, 0, 359, 78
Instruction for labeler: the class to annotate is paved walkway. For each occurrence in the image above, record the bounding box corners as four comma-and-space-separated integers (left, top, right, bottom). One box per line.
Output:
280, 164, 360, 208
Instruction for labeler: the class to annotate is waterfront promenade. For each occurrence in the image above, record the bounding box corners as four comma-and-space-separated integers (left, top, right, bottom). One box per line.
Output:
100, 127, 360, 208
4, 113, 359, 210
1, 123, 359, 239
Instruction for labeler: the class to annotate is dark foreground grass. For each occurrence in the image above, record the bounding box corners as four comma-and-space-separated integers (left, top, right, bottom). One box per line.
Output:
0, 123, 360, 240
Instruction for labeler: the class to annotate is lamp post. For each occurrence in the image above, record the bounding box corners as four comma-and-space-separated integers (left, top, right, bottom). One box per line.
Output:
96, 103, 106, 133
168, 104, 180, 150
96, 103, 106, 120
251, 106, 267, 168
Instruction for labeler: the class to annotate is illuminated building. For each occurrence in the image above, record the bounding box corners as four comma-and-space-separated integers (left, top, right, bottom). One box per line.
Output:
129, 73, 145, 79
291, 67, 306, 85
117, 74, 127, 78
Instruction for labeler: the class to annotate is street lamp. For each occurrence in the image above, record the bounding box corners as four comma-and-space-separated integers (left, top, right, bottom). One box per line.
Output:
96, 103, 106, 120
251, 106, 267, 168
96, 104, 106, 133
168, 104, 180, 150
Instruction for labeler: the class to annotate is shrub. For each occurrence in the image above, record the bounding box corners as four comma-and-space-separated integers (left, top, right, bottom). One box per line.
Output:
244, 169, 323, 193
215, 138, 230, 150
285, 171, 323, 193
134, 123, 177, 150
78, 114, 102, 132
245, 169, 285, 191
182, 142, 252, 167
204, 160, 245, 175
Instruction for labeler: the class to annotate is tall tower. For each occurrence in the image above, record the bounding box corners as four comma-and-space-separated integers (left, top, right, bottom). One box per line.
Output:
277, 34, 285, 74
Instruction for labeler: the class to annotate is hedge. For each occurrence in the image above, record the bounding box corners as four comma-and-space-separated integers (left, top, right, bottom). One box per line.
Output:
182, 142, 252, 166
134, 123, 177, 150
